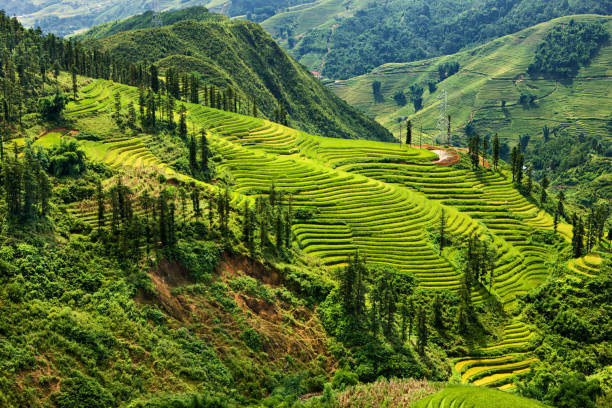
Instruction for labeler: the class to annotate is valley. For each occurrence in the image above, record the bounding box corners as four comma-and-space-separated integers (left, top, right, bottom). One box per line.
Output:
0, 4, 610, 408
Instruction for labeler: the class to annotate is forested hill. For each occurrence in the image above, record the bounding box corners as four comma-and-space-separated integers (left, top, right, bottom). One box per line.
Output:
79, 9, 392, 142
73, 7, 227, 41
262, 0, 612, 79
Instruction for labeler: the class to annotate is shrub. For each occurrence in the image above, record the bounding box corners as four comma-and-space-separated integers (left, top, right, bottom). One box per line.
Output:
52, 371, 115, 408
552, 310, 590, 342
47, 141, 87, 177
546, 373, 601, 408
294, 207, 319, 220
332, 369, 358, 390
177, 240, 220, 282
38, 93, 68, 121
393, 91, 407, 106
241, 328, 264, 351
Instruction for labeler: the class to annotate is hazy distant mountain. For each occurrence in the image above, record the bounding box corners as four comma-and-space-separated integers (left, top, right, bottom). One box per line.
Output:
2, 0, 316, 37
2, 0, 214, 37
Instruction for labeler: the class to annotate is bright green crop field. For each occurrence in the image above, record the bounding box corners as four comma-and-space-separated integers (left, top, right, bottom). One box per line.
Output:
414, 385, 552, 408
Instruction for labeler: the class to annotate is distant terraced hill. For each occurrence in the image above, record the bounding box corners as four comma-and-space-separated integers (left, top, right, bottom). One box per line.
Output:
330, 15, 612, 146
23, 75, 580, 390
9, 0, 214, 37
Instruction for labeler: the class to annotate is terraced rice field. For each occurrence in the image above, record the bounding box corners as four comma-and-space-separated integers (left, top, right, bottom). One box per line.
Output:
413, 385, 551, 408
568, 253, 604, 278
54, 78, 573, 390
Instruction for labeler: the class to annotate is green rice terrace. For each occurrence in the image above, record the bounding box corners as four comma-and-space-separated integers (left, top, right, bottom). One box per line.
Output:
21, 76, 602, 394
413, 385, 552, 408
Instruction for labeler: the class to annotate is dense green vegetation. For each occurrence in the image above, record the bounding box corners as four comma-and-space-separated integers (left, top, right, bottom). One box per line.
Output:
330, 15, 612, 209
528, 20, 609, 78
517, 259, 612, 408
521, 128, 612, 207
77, 8, 392, 142
226, 1, 313, 22
1, 4, 611, 408
270, 0, 612, 79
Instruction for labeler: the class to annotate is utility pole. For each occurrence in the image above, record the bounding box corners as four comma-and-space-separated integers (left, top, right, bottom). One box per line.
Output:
399, 119, 402, 145
420, 121, 423, 149
152, 0, 162, 27
437, 88, 448, 145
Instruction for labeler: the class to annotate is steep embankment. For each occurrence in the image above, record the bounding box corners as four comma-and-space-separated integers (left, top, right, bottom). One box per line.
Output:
80, 10, 392, 142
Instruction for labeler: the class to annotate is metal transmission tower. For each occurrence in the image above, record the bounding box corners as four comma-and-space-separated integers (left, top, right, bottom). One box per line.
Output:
436, 88, 449, 145
152, 0, 162, 27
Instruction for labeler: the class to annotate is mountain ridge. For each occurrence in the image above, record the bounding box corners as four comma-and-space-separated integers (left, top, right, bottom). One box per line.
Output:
78, 9, 392, 142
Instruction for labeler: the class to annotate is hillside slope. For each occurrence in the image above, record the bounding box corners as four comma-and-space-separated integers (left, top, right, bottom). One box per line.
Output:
73, 7, 227, 40
330, 15, 612, 202
261, 0, 612, 79
3, 72, 609, 407
41, 76, 572, 391
84, 13, 392, 142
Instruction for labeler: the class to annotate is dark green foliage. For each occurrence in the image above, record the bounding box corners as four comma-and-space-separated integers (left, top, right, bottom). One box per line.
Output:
125, 394, 228, 408
546, 373, 601, 408
528, 21, 609, 78
468, 134, 481, 170
410, 84, 424, 112
511, 145, 524, 184
318, 256, 459, 383
177, 240, 220, 282
331, 369, 359, 390
241, 328, 264, 351
372, 81, 381, 96
437, 62, 460, 81
519, 263, 612, 406
227, 1, 312, 21
521, 128, 612, 207
1, 146, 56, 224
552, 311, 590, 342
47, 141, 87, 177
427, 82, 437, 94
52, 371, 115, 408
393, 91, 407, 106
572, 216, 585, 258
406, 120, 412, 146
37, 93, 68, 121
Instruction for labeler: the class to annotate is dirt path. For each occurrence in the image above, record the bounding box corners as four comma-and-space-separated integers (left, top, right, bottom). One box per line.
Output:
412, 144, 461, 166
413, 144, 491, 168
40, 128, 79, 138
